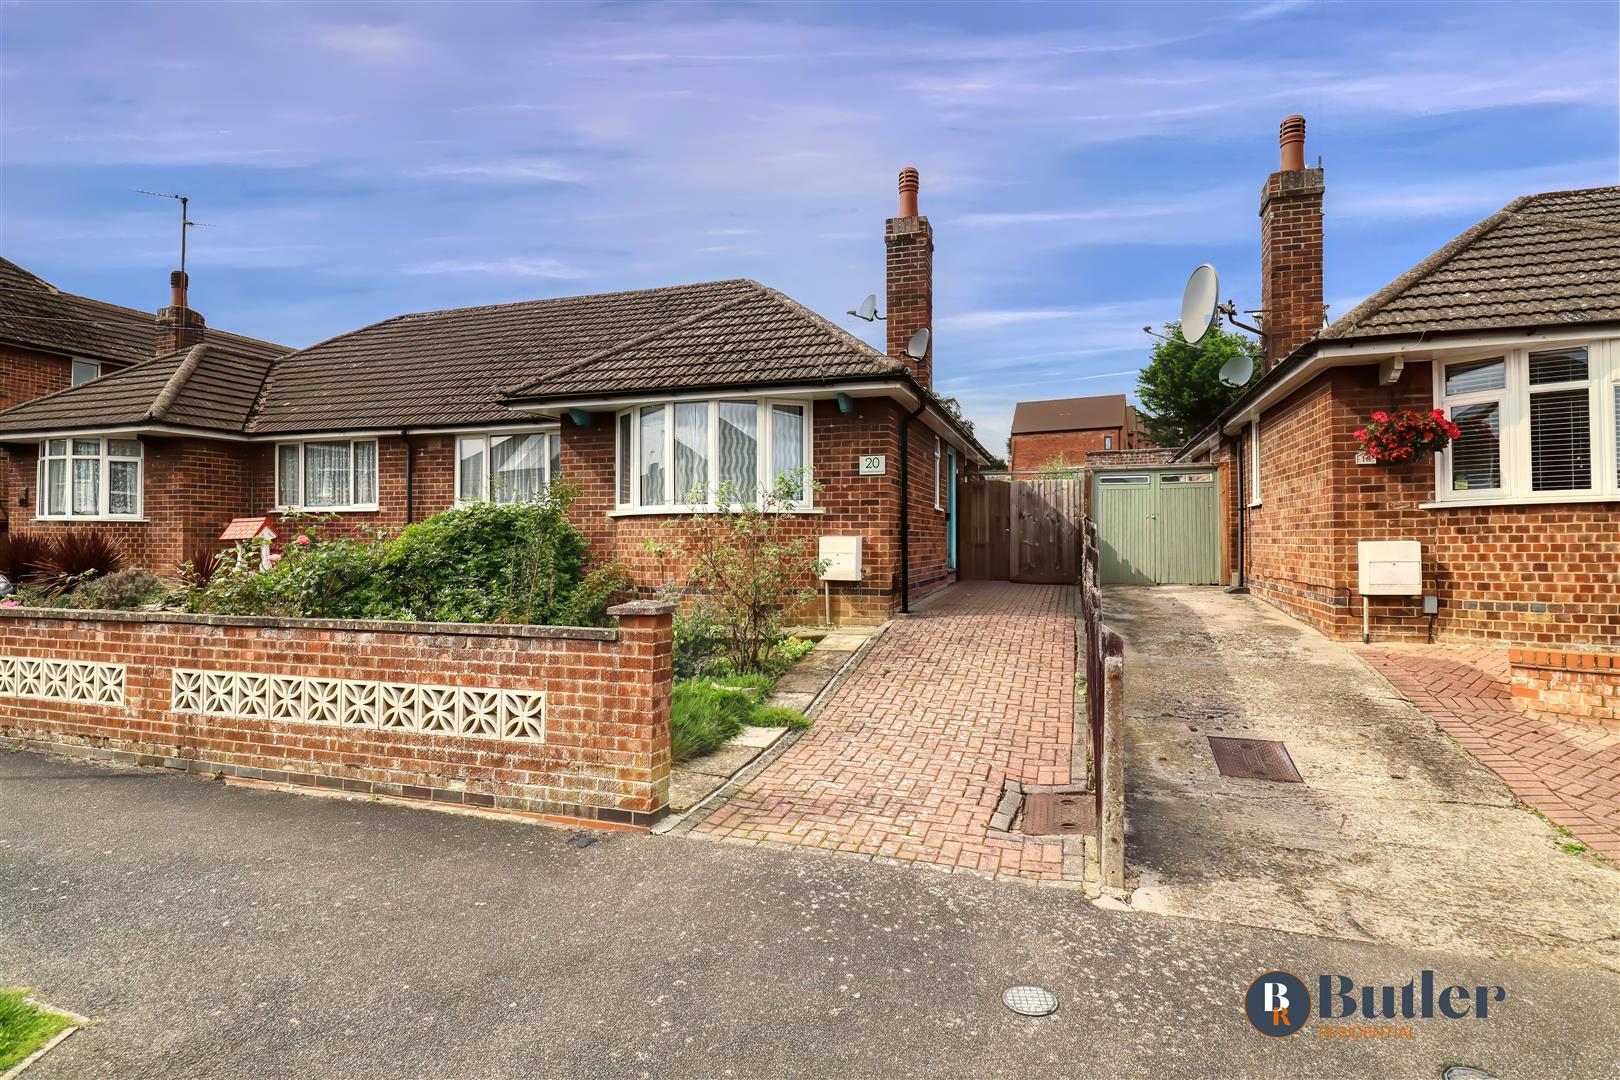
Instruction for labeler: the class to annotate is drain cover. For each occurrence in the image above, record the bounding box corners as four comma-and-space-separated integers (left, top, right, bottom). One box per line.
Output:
1208, 736, 1302, 783
1022, 791, 1096, 836
1442, 1069, 1500, 1080
1003, 985, 1058, 1017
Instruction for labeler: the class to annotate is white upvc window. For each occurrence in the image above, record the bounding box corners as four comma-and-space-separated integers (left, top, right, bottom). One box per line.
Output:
1248, 420, 1262, 506
35, 436, 143, 520
613, 397, 813, 511
1435, 341, 1620, 504
274, 439, 379, 511
71, 359, 101, 386
1104, 435, 1114, 450
934, 436, 943, 510
455, 432, 558, 505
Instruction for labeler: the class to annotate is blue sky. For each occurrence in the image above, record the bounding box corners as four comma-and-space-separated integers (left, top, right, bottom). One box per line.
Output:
3, 1, 1616, 454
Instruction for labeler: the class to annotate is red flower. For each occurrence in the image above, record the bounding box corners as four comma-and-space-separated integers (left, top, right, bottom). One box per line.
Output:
295, 534, 311, 546
1371, 410, 1390, 423
1354, 428, 1368, 440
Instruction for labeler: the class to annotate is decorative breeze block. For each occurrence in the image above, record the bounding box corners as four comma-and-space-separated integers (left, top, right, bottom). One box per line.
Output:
168, 669, 545, 744
0, 656, 126, 706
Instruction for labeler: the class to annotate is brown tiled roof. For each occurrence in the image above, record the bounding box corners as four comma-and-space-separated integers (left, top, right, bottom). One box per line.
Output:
247, 278, 900, 432
1323, 186, 1620, 340
1011, 394, 1128, 435
0, 256, 289, 365
0, 342, 274, 435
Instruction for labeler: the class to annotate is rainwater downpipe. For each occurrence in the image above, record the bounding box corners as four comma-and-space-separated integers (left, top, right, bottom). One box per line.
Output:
402, 430, 414, 525
898, 393, 928, 613
1228, 431, 1249, 594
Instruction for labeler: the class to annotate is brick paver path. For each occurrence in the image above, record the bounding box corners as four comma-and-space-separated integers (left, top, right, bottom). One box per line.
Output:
695, 582, 1079, 881
1359, 643, 1620, 861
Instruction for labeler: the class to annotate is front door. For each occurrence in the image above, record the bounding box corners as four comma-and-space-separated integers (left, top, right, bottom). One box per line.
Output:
946, 449, 958, 571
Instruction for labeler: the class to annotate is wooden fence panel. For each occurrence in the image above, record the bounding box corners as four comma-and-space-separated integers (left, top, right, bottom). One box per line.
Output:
958, 478, 1011, 581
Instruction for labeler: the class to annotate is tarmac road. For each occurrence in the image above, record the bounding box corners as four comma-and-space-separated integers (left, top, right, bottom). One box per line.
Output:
2, 747, 1616, 1080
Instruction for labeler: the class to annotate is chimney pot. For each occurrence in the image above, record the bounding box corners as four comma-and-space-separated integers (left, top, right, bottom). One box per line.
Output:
169, 269, 188, 308
1279, 114, 1306, 172
898, 167, 919, 217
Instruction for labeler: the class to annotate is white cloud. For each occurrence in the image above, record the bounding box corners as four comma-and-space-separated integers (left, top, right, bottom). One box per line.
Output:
414, 158, 587, 183
939, 309, 1083, 332
404, 257, 590, 279
318, 24, 418, 60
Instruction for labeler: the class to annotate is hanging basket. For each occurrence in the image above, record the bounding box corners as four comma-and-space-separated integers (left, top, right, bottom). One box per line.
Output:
1353, 409, 1461, 466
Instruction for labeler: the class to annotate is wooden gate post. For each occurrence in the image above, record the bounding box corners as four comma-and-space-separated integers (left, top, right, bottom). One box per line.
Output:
1100, 639, 1126, 891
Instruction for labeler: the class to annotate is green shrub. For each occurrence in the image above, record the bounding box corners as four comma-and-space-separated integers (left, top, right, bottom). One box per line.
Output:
39, 568, 168, 610
752, 704, 811, 731
181, 487, 627, 627
0, 533, 50, 585
670, 678, 755, 762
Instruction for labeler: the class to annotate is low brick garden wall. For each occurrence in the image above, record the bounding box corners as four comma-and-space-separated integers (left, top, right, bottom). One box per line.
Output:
1509, 647, 1620, 730
0, 600, 674, 827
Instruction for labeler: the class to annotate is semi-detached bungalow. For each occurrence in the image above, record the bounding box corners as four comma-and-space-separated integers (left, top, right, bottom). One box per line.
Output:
0, 170, 990, 623
1177, 116, 1620, 649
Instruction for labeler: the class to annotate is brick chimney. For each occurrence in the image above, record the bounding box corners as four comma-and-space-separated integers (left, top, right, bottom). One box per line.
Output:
885, 166, 933, 388
154, 269, 205, 356
1259, 115, 1324, 370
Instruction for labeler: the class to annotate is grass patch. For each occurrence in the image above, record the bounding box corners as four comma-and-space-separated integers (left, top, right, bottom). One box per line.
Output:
671, 680, 757, 763
0, 989, 74, 1071
752, 704, 811, 730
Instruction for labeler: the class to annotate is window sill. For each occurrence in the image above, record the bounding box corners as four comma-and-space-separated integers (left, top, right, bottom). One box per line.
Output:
607, 505, 825, 518
273, 506, 381, 514
1421, 492, 1620, 510
30, 516, 148, 523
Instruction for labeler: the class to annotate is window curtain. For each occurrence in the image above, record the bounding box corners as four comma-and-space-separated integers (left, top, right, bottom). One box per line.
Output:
618, 414, 632, 504
717, 401, 757, 503
278, 445, 301, 507
640, 405, 666, 506
71, 439, 100, 516
771, 404, 804, 499
353, 441, 378, 505
673, 402, 709, 504
491, 434, 544, 504
548, 434, 561, 487
458, 439, 486, 503
303, 442, 352, 508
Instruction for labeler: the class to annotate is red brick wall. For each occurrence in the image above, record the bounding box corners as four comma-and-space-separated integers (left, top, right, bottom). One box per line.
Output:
0, 602, 674, 826
886, 215, 933, 389
1233, 363, 1620, 647
1509, 648, 1620, 729
561, 398, 955, 622
0, 345, 75, 531
1010, 428, 1125, 472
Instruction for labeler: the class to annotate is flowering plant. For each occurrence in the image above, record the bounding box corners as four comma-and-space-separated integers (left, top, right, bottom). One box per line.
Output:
1353, 408, 1461, 464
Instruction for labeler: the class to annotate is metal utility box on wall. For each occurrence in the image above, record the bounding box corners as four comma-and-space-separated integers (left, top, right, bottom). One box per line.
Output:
818, 536, 863, 582
1358, 540, 1422, 596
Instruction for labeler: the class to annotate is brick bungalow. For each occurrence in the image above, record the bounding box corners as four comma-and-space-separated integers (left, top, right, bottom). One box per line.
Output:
1009, 394, 1151, 471
0, 258, 288, 536
0, 171, 990, 622
1177, 116, 1620, 648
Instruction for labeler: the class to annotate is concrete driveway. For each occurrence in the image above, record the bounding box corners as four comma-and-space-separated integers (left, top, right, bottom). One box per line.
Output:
1108, 588, 1620, 971
6, 747, 1620, 1079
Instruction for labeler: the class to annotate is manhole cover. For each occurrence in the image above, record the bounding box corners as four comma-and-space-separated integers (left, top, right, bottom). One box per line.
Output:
1023, 791, 1096, 836
1002, 985, 1058, 1017
1442, 1069, 1500, 1080
1208, 736, 1302, 783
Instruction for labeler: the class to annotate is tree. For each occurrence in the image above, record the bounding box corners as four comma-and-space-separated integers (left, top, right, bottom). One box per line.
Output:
1135, 322, 1262, 448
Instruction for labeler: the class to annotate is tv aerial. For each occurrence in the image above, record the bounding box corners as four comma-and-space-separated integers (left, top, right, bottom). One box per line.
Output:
906, 328, 930, 360
847, 293, 886, 322
136, 190, 211, 276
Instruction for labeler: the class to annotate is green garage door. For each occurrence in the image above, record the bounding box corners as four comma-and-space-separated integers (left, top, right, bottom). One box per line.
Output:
1091, 468, 1221, 585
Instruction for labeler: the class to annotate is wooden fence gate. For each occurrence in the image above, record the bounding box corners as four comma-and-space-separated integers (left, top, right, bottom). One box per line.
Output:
958, 475, 1083, 584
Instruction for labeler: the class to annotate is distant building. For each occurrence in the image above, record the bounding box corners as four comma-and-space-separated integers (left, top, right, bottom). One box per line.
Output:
1009, 394, 1151, 471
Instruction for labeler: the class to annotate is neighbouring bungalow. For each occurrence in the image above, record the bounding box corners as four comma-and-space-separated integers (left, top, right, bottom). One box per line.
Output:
0, 258, 288, 536
0, 170, 990, 623
1008, 394, 1152, 472
1177, 115, 1620, 648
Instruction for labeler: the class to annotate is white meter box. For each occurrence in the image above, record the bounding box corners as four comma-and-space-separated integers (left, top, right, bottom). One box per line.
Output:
1358, 540, 1422, 596
818, 536, 863, 582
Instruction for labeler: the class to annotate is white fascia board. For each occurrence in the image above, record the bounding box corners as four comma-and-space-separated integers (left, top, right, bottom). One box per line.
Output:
401, 422, 561, 436
3, 423, 253, 443
1221, 325, 1620, 433
501, 380, 909, 414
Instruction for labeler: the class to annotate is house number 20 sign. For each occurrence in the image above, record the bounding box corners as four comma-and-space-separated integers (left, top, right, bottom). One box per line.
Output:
859, 455, 887, 475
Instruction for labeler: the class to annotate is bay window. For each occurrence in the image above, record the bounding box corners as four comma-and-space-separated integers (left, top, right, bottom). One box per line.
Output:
1436, 342, 1620, 503
455, 432, 556, 504
36, 437, 143, 519
614, 398, 813, 511
274, 439, 379, 511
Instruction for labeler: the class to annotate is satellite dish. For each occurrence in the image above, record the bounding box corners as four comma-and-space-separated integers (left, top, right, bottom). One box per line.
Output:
1180, 264, 1220, 345
1218, 354, 1254, 387
906, 328, 930, 360
848, 293, 879, 322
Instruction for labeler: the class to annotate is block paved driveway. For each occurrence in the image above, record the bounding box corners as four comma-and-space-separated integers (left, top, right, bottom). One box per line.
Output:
695, 582, 1079, 881
1358, 643, 1620, 861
